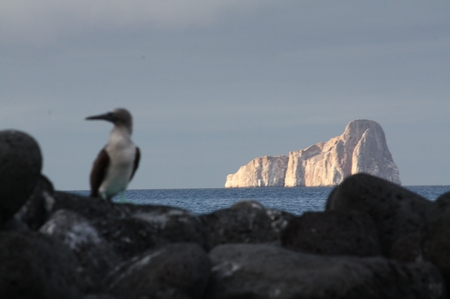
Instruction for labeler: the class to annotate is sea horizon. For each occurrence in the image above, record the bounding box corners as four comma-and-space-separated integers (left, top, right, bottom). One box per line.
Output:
65, 184, 450, 193
66, 185, 450, 216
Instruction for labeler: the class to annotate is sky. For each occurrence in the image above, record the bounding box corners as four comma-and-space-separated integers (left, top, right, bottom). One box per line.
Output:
1, 1, 449, 190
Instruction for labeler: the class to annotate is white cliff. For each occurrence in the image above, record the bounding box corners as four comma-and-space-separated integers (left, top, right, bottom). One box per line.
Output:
225, 119, 401, 188
224, 156, 288, 188
351, 123, 401, 185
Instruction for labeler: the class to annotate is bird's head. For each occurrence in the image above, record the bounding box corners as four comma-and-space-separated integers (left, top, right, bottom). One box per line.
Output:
86, 108, 133, 133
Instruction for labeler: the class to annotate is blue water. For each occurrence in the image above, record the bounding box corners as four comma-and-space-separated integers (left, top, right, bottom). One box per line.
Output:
70, 185, 450, 216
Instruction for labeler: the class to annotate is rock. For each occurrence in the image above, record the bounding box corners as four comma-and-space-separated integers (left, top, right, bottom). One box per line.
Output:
84, 295, 116, 299
0, 231, 87, 299
48, 192, 157, 261
225, 155, 288, 187
104, 243, 210, 299
40, 209, 120, 291
52, 191, 126, 220
281, 210, 381, 257
231, 200, 295, 234
207, 243, 446, 299
199, 200, 289, 250
16, 174, 55, 230
285, 143, 325, 186
326, 173, 431, 258
422, 191, 450, 291
0, 130, 42, 224
425, 190, 450, 224
264, 208, 295, 234
0, 216, 28, 231
351, 121, 400, 184
37, 192, 210, 294
286, 119, 401, 186
225, 119, 401, 187
128, 204, 207, 250
229, 200, 265, 210
48, 191, 207, 260
390, 233, 423, 263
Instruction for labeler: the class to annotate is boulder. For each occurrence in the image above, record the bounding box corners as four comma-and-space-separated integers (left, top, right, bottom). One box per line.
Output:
0, 130, 42, 224
0, 231, 87, 299
390, 233, 423, 263
48, 192, 159, 261
104, 243, 211, 299
40, 209, 120, 291
326, 173, 431, 258
200, 200, 293, 250
207, 243, 446, 299
128, 204, 207, 249
83, 295, 116, 299
46, 191, 207, 260
423, 191, 450, 291
16, 174, 55, 230
264, 207, 295, 234
281, 210, 381, 257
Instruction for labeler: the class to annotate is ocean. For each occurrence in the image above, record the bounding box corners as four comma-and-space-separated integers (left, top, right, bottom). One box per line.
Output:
71, 185, 450, 216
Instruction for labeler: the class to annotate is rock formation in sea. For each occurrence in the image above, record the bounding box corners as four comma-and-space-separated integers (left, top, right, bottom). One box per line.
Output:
225, 119, 401, 187
225, 156, 288, 188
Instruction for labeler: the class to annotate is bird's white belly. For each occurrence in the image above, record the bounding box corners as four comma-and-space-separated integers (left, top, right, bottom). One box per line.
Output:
99, 145, 135, 198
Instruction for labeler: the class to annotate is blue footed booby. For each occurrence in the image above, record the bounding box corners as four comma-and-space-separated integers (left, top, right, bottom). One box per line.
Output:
86, 108, 140, 201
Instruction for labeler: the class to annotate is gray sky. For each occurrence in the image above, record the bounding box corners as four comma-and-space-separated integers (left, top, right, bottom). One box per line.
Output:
1, 1, 449, 190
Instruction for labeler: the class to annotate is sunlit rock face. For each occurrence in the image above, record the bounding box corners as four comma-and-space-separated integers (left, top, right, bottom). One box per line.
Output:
350, 121, 401, 185
225, 119, 401, 187
225, 156, 288, 188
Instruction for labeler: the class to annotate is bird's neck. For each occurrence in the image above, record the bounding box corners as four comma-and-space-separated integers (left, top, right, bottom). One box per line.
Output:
109, 125, 132, 145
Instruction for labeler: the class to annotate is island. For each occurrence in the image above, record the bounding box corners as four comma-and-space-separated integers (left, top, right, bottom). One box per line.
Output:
225, 119, 401, 187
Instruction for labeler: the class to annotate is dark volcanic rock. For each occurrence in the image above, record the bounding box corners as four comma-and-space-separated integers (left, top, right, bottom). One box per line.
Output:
0, 231, 86, 299
423, 191, 450, 291
200, 200, 288, 250
390, 233, 423, 263
0, 130, 42, 224
281, 210, 381, 257
91, 214, 165, 261
50, 192, 155, 261
229, 200, 265, 210
207, 243, 446, 299
231, 200, 295, 234
0, 217, 28, 231
128, 204, 207, 249
52, 191, 126, 220
40, 209, 120, 290
16, 174, 55, 230
265, 208, 295, 234
326, 173, 432, 258
48, 191, 207, 260
105, 243, 211, 299
84, 295, 116, 299
425, 190, 450, 227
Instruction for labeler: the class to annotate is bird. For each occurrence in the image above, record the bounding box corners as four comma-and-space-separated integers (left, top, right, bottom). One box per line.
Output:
86, 108, 140, 202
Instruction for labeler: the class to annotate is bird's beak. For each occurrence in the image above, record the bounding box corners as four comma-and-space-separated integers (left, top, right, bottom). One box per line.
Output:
85, 112, 115, 122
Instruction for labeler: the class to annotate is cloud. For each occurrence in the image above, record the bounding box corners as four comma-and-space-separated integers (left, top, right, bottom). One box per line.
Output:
0, 0, 266, 46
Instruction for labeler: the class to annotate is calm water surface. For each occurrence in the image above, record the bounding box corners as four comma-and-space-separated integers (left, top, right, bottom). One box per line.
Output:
71, 185, 450, 216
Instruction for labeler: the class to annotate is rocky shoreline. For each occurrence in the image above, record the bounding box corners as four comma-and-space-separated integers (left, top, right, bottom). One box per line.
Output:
1, 130, 449, 299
